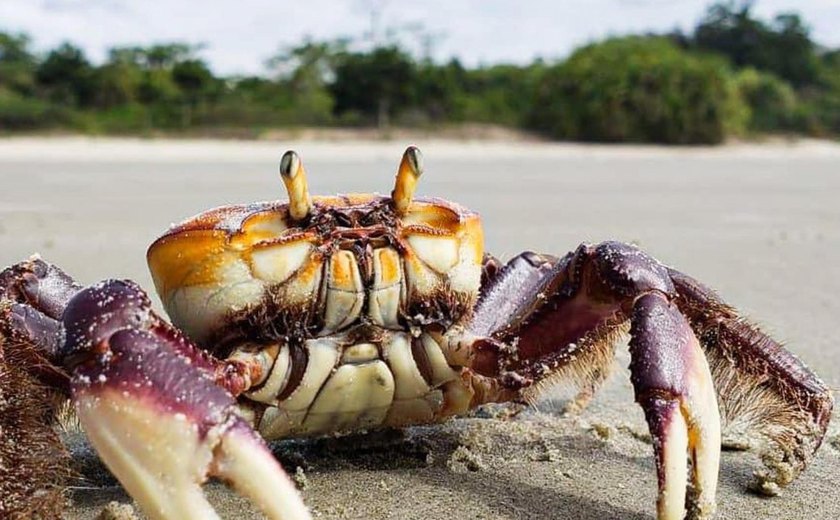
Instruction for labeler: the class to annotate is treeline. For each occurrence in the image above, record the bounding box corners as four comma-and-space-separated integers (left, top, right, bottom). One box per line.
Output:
1, 2, 839, 144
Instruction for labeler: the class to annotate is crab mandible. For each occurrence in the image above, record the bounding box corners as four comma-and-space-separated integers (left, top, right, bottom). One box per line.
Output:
0, 147, 833, 520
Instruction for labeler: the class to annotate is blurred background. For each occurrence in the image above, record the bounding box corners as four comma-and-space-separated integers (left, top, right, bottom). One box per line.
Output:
1, 0, 839, 143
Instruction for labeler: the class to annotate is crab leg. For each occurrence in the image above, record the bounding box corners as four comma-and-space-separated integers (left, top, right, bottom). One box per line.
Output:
0, 256, 77, 390
64, 280, 311, 520
667, 268, 833, 493
451, 242, 831, 520
1, 259, 311, 520
0, 255, 82, 318
631, 293, 719, 519
0, 258, 80, 517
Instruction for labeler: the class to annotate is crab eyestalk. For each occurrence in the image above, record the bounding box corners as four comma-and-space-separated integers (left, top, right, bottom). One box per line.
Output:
280, 150, 313, 221
391, 145, 424, 216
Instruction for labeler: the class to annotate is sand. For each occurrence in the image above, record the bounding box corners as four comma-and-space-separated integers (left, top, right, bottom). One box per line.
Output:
0, 137, 838, 519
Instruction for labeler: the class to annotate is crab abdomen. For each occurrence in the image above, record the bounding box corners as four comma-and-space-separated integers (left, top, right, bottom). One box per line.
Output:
234, 330, 474, 439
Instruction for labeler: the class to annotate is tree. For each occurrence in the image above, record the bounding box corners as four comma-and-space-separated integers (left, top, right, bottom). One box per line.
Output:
266, 39, 347, 124
172, 58, 219, 125
0, 32, 37, 95
267, 39, 347, 87
734, 68, 797, 132
104, 43, 201, 71
172, 59, 217, 100
0, 32, 33, 63
330, 46, 417, 127
414, 59, 467, 122
458, 63, 546, 126
91, 61, 142, 108
35, 43, 95, 106
693, 2, 820, 87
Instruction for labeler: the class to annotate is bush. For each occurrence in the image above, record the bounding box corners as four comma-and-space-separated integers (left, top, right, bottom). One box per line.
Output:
527, 37, 746, 144
0, 88, 75, 129
801, 60, 840, 136
86, 103, 153, 133
734, 68, 797, 133
794, 89, 840, 137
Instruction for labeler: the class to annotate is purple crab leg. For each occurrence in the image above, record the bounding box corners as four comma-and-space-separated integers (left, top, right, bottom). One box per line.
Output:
0, 256, 312, 520
630, 293, 720, 519
63, 280, 311, 520
0, 255, 82, 319
0, 256, 77, 391
449, 241, 831, 520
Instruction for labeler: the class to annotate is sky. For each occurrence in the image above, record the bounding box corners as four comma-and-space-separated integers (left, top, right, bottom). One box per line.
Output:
1, 0, 839, 76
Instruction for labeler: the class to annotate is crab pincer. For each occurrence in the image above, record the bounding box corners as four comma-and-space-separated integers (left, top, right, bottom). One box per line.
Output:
62, 280, 309, 520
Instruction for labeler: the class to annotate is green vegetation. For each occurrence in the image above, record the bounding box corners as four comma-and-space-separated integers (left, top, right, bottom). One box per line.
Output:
528, 37, 742, 144
1, 2, 839, 143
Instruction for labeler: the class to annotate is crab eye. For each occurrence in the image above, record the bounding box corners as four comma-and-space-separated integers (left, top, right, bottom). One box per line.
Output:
279, 150, 313, 222
391, 146, 423, 216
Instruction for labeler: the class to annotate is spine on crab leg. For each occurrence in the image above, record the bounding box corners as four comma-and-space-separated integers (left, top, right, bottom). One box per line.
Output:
668, 268, 834, 495
59, 280, 311, 520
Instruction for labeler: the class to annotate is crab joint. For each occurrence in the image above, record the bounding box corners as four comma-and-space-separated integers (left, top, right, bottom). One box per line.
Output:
391, 146, 424, 215
280, 150, 313, 221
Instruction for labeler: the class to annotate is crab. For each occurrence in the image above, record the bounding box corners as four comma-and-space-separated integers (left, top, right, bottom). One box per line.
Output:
0, 146, 833, 520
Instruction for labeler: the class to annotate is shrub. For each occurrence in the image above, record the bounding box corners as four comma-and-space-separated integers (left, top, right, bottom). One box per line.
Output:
794, 89, 840, 137
0, 88, 75, 130
802, 61, 840, 136
527, 37, 746, 144
734, 68, 797, 133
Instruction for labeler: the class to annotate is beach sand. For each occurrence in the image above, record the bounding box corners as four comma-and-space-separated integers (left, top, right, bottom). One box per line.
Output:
1, 137, 838, 519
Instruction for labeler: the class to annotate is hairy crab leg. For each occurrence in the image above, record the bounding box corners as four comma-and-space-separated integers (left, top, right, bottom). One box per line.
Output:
666, 268, 833, 494
63, 280, 311, 520
448, 242, 832, 520
0, 257, 82, 517
1, 257, 311, 520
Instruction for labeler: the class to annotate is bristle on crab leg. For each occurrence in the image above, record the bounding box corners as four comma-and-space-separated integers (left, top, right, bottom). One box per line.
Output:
391, 145, 423, 215
280, 150, 313, 221
66, 281, 310, 520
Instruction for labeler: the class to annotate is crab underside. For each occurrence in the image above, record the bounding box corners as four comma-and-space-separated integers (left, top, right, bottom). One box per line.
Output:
0, 147, 833, 520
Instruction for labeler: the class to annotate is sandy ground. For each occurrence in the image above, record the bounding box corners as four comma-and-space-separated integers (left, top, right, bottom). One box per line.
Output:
1, 137, 839, 519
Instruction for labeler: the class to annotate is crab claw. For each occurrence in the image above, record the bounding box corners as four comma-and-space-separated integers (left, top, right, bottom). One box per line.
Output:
65, 280, 311, 520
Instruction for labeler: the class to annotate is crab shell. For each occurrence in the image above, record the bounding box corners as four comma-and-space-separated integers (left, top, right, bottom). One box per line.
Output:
146, 194, 485, 349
